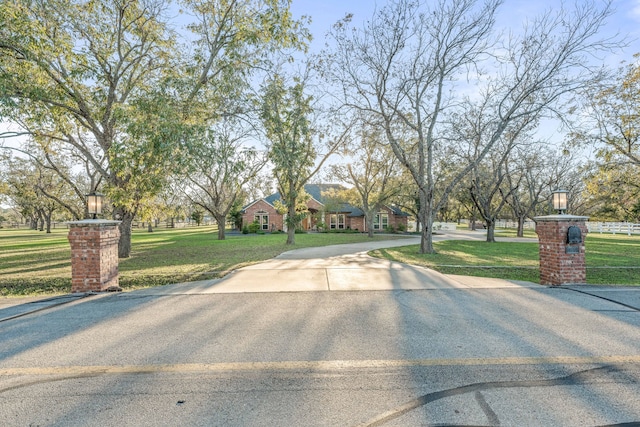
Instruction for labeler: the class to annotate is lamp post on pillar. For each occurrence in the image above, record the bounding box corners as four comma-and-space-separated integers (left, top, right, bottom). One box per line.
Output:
535, 190, 589, 286
552, 189, 568, 214
86, 191, 104, 219
67, 191, 122, 293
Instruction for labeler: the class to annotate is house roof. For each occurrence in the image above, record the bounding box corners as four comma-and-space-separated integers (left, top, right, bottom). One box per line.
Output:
244, 183, 408, 217
259, 184, 345, 209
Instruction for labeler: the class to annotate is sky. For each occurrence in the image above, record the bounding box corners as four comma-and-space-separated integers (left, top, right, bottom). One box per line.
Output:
290, 0, 640, 63
2, 0, 639, 156
286, 0, 640, 150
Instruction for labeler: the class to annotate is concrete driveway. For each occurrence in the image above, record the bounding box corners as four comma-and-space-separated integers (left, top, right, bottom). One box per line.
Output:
136, 232, 535, 295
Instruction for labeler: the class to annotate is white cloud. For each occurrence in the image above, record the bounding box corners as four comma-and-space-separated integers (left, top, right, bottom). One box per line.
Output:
631, 0, 640, 22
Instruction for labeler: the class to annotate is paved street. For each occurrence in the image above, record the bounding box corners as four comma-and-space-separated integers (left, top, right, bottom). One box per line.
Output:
1, 232, 639, 426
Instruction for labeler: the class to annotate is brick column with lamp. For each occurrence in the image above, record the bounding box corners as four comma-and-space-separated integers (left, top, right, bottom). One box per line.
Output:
534, 189, 589, 286
67, 191, 122, 293
67, 220, 122, 293
534, 215, 589, 286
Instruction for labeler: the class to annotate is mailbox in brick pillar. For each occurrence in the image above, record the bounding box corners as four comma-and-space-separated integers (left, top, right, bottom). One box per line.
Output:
534, 215, 589, 286
67, 220, 122, 293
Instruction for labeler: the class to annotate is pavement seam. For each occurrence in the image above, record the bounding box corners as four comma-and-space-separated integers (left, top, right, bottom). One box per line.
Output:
3, 356, 640, 376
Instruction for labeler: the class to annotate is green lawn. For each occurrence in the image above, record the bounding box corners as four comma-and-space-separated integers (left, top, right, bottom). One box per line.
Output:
0, 226, 402, 296
369, 233, 640, 285
2, 226, 638, 296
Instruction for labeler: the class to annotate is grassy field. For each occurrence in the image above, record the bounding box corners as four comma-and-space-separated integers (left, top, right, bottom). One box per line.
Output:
369, 232, 640, 285
1, 226, 638, 296
0, 226, 402, 296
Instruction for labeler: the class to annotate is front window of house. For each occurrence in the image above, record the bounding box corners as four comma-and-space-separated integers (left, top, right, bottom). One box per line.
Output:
330, 214, 345, 229
254, 211, 269, 230
374, 213, 389, 230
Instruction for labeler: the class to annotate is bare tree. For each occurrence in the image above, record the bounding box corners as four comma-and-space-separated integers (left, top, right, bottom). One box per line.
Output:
326, 0, 618, 253
182, 118, 267, 240
329, 121, 400, 237
455, 104, 537, 241
502, 145, 565, 236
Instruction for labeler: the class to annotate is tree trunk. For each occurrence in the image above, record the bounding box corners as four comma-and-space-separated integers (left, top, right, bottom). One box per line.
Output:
286, 201, 296, 245
147, 223, 153, 232
116, 208, 135, 258
486, 219, 496, 243
45, 212, 52, 233
420, 215, 435, 253
215, 214, 226, 240
419, 191, 435, 254
517, 216, 526, 238
365, 212, 374, 238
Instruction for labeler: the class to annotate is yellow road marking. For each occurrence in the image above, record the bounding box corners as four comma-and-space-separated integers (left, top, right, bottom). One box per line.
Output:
2, 356, 640, 376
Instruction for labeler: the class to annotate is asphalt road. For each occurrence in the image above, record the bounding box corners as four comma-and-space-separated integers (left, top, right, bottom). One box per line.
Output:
1, 232, 639, 426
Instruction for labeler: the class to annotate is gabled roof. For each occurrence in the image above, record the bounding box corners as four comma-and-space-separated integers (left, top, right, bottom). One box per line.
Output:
262, 183, 346, 207
241, 198, 275, 212
304, 183, 346, 203
244, 183, 408, 217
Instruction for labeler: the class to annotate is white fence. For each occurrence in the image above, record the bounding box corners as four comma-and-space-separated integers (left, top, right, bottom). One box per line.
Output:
586, 222, 640, 236
493, 220, 640, 236
411, 219, 640, 235
495, 220, 536, 230
432, 222, 458, 231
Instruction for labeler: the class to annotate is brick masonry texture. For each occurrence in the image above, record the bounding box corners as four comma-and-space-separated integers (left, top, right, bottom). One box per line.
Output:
535, 218, 588, 286
242, 201, 408, 232
68, 222, 121, 293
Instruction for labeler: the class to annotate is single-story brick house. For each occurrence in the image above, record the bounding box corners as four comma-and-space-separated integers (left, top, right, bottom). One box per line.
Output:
241, 184, 409, 232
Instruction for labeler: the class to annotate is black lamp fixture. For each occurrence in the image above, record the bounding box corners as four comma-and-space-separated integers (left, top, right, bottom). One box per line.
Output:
86, 191, 104, 219
552, 189, 568, 215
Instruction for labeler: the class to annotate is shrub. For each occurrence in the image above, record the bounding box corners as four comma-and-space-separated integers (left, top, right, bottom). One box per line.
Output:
242, 225, 249, 234
248, 221, 261, 233
396, 223, 406, 232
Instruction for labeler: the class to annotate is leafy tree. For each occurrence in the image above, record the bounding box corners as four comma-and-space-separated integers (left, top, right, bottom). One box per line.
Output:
273, 188, 311, 231
0, 0, 309, 257
191, 209, 204, 226
572, 54, 640, 168
0, 0, 178, 256
2, 156, 65, 232
260, 73, 347, 244
388, 168, 420, 231
584, 162, 640, 221
570, 54, 640, 220
228, 197, 246, 231
4, 139, 94, 220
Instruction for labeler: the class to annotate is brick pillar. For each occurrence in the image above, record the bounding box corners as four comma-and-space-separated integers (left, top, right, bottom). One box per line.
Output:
534, 215, 589, 286
67, 220, 122, 293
